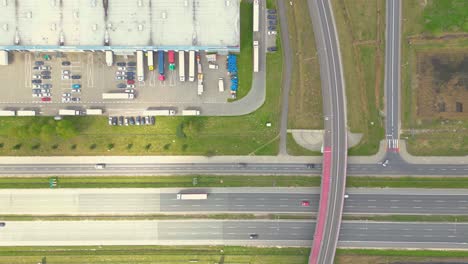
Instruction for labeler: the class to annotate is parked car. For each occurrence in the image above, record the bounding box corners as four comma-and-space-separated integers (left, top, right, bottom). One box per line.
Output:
32, 84, 41, 89
127, 67, 136, 71
71, 89, 81, 93
72, 84, 81, 89
268, 25, 277, 31
32, 93, 41, 97
116, 62, 126, 67
126, 84, 135, 88
127, 62, 136, 66
42, 75, 51, 79
126, 76, 135, 80
118, 116, 124, 126
124, 117, 129, 126
71, 75, 81, 79
61, 75, 70, 80
268, 20, 276, 25
267, 15, 276, 19
32, 74, 41, 79
150, 116, 155, 125
35, 61, 44, 66
71, 97, 80, 102
115, 76, 125, 80
108, 117, 113, 125
62, 93, 71, 97
117, 66, 126, 71
33, 66, 40, 70
145, 116, 150, 125
267, 31, 277, 35
268, 9, 277, 14
62, 97, 71, 102
117, 83, 127, 89
135, 116, 141, 125
128, 117, 135, 125
127, 80, 135, 85
41, 89, 51, 93
39, 66, 51, 70
41, 93, 51, 97
267, 47, 277, 52
32, 89, 41, 94
32, 80, 42, 84
141, 117, 146, 125
42, 84, 52, 89
124, 89, 134, 93
126, 72, 135, 76
41, 97, 51, 101
61, 61, 71, 66
112, 117, 118, 126
41, 71, 51, 75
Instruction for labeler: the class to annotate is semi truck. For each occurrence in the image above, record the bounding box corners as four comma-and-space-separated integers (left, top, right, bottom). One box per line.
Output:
147, 50, 154, 71
59, 109, 81, 116
253, 0, 259, 32
16, 110, 36, 116
218, 78, 224, 92
182, 110, 200, 116
105, 51, 113, 66
85, 109, 103, 115
176, 193, 208, 200
188, 50, 195, 82
253, 41, 259, 73
102, 93, 135, 100
0, 50, 8, 66
168, 50, 175, 70
143, 109, 176, 116
137, 50, 144, 81
178, 51, 185, 81
0, 110, 15, 116
158, 50, 165, 81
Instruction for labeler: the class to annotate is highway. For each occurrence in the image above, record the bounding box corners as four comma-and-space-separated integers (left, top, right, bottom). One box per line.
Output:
0, 220, 467, 249
384, 0, 402, 152
2, 188, 468, 215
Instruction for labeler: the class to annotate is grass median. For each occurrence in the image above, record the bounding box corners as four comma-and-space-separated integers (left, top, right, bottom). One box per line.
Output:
336, 248, 468, 263
343, 215, 468, 223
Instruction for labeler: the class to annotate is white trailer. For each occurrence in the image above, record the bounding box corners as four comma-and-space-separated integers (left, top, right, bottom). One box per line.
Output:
86, 109, 103, 115
178, 51, 185, 82
253, 41, 259, 73
143, 109, 176, 116
218, 78, 225, 92
182, 110, 200, 116
147, 50, 154, 71
0, 110, 15, 116
0, 50, 8, 66
253, 0, 259, 32
17, 110, 36, 116
137, 50, 145, 81
188, 50, 195, 82
102, 93, 135, 100
105, 51, 113, 66
59, 109, 81, 116
177, 193, 208, 200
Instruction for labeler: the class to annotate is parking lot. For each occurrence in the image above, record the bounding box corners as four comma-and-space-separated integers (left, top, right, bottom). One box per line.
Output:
0, 51, 232, 116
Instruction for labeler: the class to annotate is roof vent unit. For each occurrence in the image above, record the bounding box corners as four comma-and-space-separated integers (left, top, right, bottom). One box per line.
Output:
51, 23, 56, 31
161, 11, 167, 19
138, 24, 144, 31
107, 23, 112, 29
74, 11, 79, 19
91, 0, 97, 7
2, 0, 8, 7
2, 24, 8, 31
92, 24, 98, 31
14, 31, 20, 45
184, 0, 188, 7
26, 11, 32, 19
59, 31, 65, 46
226, 0, 230, 6
138, 0, 143, 7
51, 0, 57, 7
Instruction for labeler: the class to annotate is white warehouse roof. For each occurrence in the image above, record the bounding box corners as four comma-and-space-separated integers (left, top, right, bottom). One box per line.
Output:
0, 0, 240, 51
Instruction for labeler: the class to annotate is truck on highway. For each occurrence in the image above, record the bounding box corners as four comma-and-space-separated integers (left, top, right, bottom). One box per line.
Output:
143, 109, 176, 116
158, 50, 165, 81
16, 110, 36, 116
168, 50, 175, 70
179, 51, 185, 81
59, 109, 81, 116
176, 193, 208, 200
85, 109, 103, 115
182, 109, 200, 116
147, 50, 154, 71
253, 0, 259, 32
0, 110, 15, 116
105, 51, 113, 66
253, 41, 259, 73
188, 50, 195, 82
137, 50, 144, 81
102, 93, 134, 100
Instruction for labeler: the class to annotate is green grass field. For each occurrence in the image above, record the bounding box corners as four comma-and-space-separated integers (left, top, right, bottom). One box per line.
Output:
331, 0, 385, 155
234, 2, 254, 100
0, 2, 283, 157
423, 0, 468, 34
286, 133, 322, 156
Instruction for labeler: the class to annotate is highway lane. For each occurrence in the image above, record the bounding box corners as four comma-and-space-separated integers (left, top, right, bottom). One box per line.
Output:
1, 220, 467, 249
0, 162, 467, 175
384, 0, 402, 152
2, 188, 468, 215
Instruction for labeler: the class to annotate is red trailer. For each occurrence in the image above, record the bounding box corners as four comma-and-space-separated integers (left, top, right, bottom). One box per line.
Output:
168, 50, 175, 70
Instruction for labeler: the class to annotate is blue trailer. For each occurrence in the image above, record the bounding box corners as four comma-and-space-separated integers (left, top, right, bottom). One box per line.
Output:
158, 51, 165, 81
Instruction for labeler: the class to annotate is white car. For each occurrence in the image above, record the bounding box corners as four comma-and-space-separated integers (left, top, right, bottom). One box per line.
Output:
115, 76, 124, 80
32, 93, 41, 97
61, 75, 70, 80
126, 84, 135, 88
116, 71, 125, 76
267, 31, 277, 35
117, 66, 126, 71
39, 66, 51, 70
32, 84, 41, 89
62, 93, 71, 97
124, 89, 134, 93
62, 70, 70, 75
32, 74, 41, 79
62, 97, 71, 102
71, 89, 81, 93
41, 89, 51, 93
41, 93, 51, 97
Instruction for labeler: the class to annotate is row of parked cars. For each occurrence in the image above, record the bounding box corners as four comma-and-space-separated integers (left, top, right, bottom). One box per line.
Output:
115, 62, 137, 86
32, 61, 52, 101
61, 61, 83, 103
267, 9, 278, 52
108, 116, 155, 126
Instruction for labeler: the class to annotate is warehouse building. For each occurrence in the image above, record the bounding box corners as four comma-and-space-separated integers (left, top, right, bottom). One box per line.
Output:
0, 0, 240, 53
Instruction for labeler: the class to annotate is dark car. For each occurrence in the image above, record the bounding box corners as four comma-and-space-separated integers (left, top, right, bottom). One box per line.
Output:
118, 116, 124, 126
268, 25, 277, 31
112, 117, 118, 126
42, 75, 51, 79
71, 97, 80, 102
34, 61, 44, 66
127, 67, 136, 71
32, 79, 42, 84
267, 47, 277, 52
135, 116, 141, 125
268, 9, 276, 14
0, 222, 5, 227
127, 62, 136, 66
249, 234, 258, 239
126, 72, 135, 76
117, 83, 127, 89
267, 15, 276, 19
41, 71, 51, 75
42, 84, 52, 89
129, 117, 135, 125
61, 61, 71, 66
71, 75, 81, 79
116, 62, 126, 66
268, 20, 276, 25
33, 66, 40, 70
126, 76, 135, 80
306, 164, 315, 169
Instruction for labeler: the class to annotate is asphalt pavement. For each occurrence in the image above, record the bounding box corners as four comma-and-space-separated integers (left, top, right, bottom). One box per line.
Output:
2, 188, 468, 215
1, 220, 467, 249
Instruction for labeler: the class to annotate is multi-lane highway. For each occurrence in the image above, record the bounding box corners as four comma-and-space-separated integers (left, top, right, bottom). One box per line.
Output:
0, 162, 468, 175
2, 188, 468, 215
1, 220, 467, 249
384, 0, 402, 152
